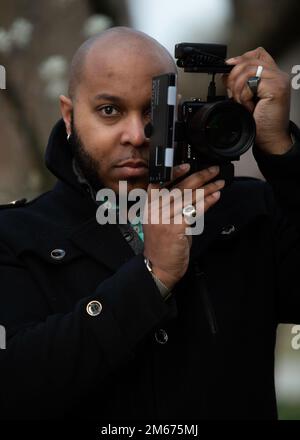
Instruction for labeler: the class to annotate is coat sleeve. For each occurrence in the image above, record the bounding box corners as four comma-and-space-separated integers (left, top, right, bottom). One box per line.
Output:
0, 242, 177, 419
253, 122, 300, 323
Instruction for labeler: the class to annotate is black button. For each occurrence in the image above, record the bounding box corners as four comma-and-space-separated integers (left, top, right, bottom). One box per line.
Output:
155, 329, 168, 344
50, 249, 66, 260
86, 300, 102, 316
123, 231, 133, 242
221, 225, 236, 236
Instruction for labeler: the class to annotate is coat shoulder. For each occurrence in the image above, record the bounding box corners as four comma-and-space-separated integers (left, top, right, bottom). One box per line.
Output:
0, 190, 53, 219
0, 190, 61, 245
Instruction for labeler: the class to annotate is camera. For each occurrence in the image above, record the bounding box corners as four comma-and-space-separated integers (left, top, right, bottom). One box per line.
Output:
146, 43, 256, 184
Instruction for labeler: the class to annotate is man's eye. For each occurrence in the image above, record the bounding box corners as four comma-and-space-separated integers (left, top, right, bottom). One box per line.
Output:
99, 106, 119, 116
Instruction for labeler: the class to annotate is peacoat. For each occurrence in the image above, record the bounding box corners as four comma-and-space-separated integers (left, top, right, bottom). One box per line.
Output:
0, 119, 300, 420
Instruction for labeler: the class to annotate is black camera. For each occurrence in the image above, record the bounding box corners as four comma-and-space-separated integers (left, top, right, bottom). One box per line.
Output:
147, 43, 256, 184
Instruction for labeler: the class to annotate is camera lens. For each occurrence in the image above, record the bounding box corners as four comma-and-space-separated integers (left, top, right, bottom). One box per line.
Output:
188, 100, 256, 159
205, 110, 242, 149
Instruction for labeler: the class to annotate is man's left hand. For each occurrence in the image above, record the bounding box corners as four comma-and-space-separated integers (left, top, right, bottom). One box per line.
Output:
225, 47, 292, 155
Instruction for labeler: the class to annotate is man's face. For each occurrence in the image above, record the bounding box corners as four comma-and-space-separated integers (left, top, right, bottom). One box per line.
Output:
69, 43, 174, 193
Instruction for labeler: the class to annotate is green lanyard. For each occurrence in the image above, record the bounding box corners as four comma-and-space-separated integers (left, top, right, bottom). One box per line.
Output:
130, 217, 144, 242
99, 199, 144, 242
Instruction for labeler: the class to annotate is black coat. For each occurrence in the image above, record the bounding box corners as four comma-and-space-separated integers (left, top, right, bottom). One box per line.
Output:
0, 119, 300, 420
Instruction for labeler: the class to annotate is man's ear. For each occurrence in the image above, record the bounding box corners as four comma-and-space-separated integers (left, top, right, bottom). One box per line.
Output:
59, 95, 73, 136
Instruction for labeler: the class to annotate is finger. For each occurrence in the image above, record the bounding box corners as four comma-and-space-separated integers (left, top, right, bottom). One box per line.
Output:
186, 234, 192, 249
229, 65, 277, 104
147, 167, 223, 223
150, 177, 225, 225
203, 178, 226, 197
221, 74, 233, 98
240, 47, 277, 67
226, 62, 275, 97
226, 47, 277, 68
171, 179, 225, 221
147, 163, 190, 193
203, 190, 221, 210
181, 190, 222, 226
171, 165, 220, 192
172, 163, 191, 180
161, 177, 225, 209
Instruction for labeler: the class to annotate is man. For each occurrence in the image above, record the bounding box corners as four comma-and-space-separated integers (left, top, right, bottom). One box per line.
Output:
0, 27, 299, 420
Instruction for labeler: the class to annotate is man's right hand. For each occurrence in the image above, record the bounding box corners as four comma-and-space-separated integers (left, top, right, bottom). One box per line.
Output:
143, 164, 225, 290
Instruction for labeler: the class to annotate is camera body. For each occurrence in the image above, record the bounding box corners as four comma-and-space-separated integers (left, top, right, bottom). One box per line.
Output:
147, 43, 256, 184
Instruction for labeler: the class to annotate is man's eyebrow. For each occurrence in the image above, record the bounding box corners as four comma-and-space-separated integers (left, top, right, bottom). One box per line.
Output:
93, 93, 124, 103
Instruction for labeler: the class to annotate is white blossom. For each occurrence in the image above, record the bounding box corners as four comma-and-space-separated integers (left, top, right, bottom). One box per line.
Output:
9, 18, 33, 48
45, 79, 68, 100
0, 65, 6, 90
0, 28, 12, 53
39, 56, 67, 81
39, 55, 68, 100
83, 14, 113, 38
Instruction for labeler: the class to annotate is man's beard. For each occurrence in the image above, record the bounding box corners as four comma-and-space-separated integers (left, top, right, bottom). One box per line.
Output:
69, 113, 150, 194
70, 114, 104, 192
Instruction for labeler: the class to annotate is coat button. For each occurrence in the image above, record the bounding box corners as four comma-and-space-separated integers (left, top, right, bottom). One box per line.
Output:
86, 300, 102, 316
50, 249, 66, 260
221, 225, 236, 236
155, 329, 168, 344
123, 231, 133, 242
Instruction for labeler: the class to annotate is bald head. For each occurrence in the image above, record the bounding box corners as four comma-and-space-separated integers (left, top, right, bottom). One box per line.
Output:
68, 27, 176, 99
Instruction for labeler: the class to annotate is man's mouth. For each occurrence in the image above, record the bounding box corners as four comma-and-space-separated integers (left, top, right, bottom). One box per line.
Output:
116, 159, 148, 169
115, 159, 149, 178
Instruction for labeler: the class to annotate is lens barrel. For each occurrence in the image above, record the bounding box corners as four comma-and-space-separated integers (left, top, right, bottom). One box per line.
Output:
187, 100, 256, 159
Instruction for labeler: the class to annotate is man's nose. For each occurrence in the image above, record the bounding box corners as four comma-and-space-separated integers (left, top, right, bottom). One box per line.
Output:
120, 114, 148, 147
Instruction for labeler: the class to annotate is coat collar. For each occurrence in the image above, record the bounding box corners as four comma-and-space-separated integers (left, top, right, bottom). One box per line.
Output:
45, 118, 92, 197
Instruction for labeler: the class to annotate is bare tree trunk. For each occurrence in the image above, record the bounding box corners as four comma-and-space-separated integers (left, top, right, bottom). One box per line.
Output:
0, 0, 131, 203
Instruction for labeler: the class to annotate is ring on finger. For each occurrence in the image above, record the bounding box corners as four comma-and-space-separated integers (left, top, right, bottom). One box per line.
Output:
247, 65, 264, 97
182, 204, 197, 219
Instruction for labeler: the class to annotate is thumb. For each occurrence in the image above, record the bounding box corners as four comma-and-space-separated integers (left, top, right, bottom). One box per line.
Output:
172, 163, 191, 180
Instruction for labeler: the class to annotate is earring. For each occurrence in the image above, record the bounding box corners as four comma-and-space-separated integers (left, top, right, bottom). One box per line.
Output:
67, 133, 71, 141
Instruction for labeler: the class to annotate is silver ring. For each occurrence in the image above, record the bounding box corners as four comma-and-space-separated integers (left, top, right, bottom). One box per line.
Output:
256, 65, 263, 78
247, 76, 261, 97
182, 204, 196, 219
247, 65, 263, 97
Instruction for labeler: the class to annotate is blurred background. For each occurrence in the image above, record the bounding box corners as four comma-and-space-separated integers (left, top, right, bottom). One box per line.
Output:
1, 0, 300, 419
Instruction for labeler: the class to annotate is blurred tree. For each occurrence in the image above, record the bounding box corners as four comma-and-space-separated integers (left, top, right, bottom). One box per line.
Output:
0, 0, 130, 203
88, 0, 130, 26
229, 0, 300, 58
1, 0, 299, 202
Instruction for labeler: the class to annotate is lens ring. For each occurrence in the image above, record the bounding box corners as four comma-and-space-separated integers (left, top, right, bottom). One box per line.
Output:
187, 100, 256, 159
